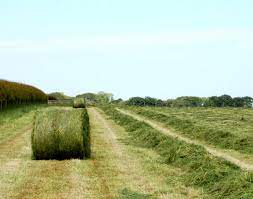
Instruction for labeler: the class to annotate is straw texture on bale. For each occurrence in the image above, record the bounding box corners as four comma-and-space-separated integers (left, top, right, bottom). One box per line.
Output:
32, 107, 90, 160
73, 98, 86, 108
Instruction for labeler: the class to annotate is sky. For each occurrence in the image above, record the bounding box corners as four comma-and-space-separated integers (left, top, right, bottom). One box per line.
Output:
0, 0, 253, 100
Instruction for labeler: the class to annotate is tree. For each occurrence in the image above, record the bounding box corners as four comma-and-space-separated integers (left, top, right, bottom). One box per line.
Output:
233, 97, 244, 107
111, 98, 123, 104
172, 96, 203, 107
219, 95, 233, 107
76, 92, 114, 105
126, 97, 146, 106
242, 96, 253, 107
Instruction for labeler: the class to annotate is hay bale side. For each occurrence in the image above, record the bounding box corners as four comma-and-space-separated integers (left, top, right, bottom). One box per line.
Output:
31, 107, 90, 160
73, 98, 86, 108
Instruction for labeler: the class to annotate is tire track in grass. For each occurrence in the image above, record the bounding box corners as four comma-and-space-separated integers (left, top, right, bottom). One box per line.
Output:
87, 108, 128, 198
117, 108, 253, 172
0, 111, 35, 199
0, 111, 34, 144
0, 127, 32, 159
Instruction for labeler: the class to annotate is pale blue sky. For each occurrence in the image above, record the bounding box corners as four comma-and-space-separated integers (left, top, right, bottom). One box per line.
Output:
1, 0, 253, 99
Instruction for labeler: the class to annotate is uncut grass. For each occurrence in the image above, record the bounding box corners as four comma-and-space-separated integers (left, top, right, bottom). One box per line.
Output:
126, 106, 253, 155
101, 106, 253, 199
32, 107, 90, 160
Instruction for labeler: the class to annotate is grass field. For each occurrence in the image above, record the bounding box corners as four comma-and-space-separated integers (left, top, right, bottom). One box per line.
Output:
1, 105, 253, 198
0, 105, 205, 198
123, 106, 253, 155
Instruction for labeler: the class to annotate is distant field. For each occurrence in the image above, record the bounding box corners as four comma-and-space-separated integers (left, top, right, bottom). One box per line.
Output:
153, 107, 253, 138
125, 106, 253, 155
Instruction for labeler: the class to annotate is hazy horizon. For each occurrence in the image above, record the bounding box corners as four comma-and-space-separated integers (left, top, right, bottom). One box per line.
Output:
1, 1, 253, 100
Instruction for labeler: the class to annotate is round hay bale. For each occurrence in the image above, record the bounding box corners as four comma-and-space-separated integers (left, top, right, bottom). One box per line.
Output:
31, 107, 90, 160
73, 98, 86, 108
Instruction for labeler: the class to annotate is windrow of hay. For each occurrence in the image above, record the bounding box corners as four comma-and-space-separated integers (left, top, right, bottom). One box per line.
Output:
73, 98, 86, 108
31, 107, 90, 160
125, 106, 253, 155
101, 105, 253, 198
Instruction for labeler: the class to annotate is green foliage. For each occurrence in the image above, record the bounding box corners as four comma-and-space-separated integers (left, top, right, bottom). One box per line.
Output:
0, 80, 47, 110
204, 95, 253, 108
76, 91, 113, 105
126, 97, 146, 106
125, 95, 253, 108
47, 92, 72, 100
73, 98, 86, 108
126, 97, 166, 106
111, 98, 123, 104
101, 105, 253, 198
32, 107, 90, 160
172, 96, 203, 107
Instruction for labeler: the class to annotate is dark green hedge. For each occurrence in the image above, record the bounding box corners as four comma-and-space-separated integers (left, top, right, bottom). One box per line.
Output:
0, 80, 48, 109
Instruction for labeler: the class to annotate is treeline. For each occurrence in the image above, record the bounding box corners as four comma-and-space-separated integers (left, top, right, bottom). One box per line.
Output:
47, 92, 73, 100
76, 91, 113, 105
124, 95, 253, 108
0, 80, 48, 110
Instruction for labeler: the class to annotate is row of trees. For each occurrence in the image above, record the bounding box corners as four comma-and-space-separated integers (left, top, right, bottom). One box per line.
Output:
76, 91, 114, 105
204, 95, 253, 107
47, 92, 73, 100
0, 80, 48, 110
124, 95, 253, 108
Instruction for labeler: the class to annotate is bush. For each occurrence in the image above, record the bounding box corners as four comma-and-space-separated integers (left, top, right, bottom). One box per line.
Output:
0, 79, 47, 110
31, 107, 90, 160
73, 98, 86, 108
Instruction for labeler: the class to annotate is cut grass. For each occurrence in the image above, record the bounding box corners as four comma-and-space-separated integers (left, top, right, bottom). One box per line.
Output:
32, 107, 90, 160
101, 105, 253, 198
125, 106, 253, 155
0, 105, 42, 144
92, 108, 205, 198
0, 105, 43, 125
1, 106, 203, 198
95, 108, 205, 198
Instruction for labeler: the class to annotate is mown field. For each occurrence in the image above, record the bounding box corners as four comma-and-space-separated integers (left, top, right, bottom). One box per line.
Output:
124, 106, 253, 155
1, 104, 253, 198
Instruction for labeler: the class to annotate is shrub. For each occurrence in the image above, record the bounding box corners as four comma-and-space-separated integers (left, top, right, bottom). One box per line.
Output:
0, 79, 47, 110
31, 107, 90, 160
73, 98, 86, 108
